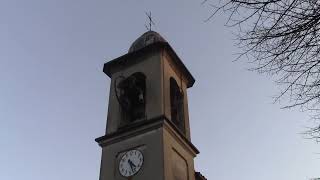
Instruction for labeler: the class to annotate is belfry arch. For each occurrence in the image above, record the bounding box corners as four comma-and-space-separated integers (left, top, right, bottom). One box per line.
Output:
115, 72, 146, 123
170, 77, 185, 134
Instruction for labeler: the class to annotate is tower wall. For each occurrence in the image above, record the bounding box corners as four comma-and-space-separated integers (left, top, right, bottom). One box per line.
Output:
161, 50, 191, 140
96, 31, 201, 180
106, 51, 163, 134
98, 123, 164, 180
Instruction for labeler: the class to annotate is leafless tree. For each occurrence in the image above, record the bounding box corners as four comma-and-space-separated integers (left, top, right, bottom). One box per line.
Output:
203, 0, 320, 141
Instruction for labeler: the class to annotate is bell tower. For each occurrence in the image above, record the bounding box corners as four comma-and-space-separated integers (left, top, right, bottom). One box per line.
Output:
96, 31, 205, 180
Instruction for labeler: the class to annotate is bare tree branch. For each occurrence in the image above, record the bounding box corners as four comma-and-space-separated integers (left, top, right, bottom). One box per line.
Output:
205, 0, 320, 141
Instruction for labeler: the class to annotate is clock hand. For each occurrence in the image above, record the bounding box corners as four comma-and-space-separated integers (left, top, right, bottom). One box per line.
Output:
128, 163, 134, 172
128, 159, 137, 173
128, 159, 137, 167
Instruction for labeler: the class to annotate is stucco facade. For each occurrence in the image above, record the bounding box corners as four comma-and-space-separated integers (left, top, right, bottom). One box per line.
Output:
95, 31, 203, 180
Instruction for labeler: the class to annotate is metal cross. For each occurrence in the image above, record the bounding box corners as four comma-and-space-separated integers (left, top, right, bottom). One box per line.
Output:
145, 11, 155, 31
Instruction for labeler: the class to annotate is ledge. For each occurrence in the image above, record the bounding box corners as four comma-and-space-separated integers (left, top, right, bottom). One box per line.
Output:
95, 115, 199, 155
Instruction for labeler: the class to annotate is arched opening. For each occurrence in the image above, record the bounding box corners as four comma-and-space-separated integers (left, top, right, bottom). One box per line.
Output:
170, 77, 185, 134
115, 72, 146, 122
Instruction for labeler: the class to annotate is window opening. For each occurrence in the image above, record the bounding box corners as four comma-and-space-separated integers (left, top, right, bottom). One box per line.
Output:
170, 77, 185, 134
115, 72, 146, 122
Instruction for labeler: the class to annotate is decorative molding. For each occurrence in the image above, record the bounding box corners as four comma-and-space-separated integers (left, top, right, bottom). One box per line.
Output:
95, 115, 199, 155
103, 42, 195, 88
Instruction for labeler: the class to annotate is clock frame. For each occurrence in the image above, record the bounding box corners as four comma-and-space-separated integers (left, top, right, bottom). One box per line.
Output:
118, 149, 144, 177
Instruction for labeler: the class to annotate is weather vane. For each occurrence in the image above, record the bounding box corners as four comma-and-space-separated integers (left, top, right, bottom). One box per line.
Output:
145, 11, 155, 31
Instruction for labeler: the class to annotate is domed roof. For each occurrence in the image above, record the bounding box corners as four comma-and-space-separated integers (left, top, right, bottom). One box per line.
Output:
128, 31, 167, 53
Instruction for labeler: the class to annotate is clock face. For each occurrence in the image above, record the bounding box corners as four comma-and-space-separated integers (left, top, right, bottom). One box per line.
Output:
119, 149, 144, 177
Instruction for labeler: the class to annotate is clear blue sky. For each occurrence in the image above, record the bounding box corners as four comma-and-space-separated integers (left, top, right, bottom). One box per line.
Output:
1, 0, 319, 180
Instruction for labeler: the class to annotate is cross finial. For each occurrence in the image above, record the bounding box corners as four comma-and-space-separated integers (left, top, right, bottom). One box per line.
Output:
145, 11, 155, 31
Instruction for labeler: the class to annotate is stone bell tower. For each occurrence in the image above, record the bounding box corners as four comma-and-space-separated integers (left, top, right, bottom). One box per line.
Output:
96, 31, 206, 180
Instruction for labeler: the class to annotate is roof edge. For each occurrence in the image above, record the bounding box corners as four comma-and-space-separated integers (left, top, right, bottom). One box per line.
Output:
103, 42, 195, 88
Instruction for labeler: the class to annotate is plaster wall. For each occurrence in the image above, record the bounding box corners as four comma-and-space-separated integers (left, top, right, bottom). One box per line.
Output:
161, 50, 191, 140
163, 125, 196, 180
99, 128, 164, 180
105, 51, 164, 134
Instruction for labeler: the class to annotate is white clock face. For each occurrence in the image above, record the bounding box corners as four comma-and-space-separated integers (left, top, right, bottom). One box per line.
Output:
119, 149, 144, 177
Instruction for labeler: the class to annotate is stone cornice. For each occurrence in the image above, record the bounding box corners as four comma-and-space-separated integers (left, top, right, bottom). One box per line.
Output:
95, 115, 199, 156
103, 42, 195, 88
